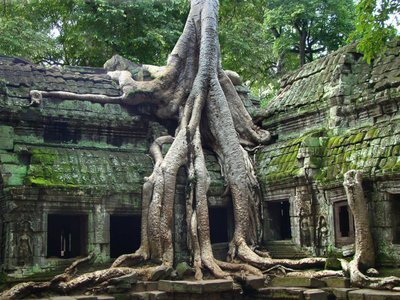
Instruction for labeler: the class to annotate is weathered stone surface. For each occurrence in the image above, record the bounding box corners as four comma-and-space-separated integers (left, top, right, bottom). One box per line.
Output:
241, 275, 265, 290
158, 279, 233, 294
321, 276, 350, 288
96, 296, 115, 300
257, 287, 305, 299
271, 276, 326, 288
0, 55, 231, 274
129, 291, 169, 300
330, 288, 358, 300
348, 289, 400, 300
303, 289, 328, 300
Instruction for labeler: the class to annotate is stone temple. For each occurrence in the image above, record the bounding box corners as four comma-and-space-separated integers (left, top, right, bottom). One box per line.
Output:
0, 42, 400, 297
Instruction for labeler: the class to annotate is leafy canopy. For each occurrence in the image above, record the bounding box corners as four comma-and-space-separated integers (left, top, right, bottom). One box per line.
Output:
351, 0, 399, 63
0, 0, 188, 66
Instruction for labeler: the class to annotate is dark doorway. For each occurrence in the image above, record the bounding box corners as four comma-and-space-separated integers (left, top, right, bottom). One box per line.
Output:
334, 201, 355, 246
110, 215, 141, 258
209, 207, 229, 243
43, 123, 81, 144
267, 200, 292, 240
392, 194, 400, 244
47, 214, 87, 258
339, 206, 350, 237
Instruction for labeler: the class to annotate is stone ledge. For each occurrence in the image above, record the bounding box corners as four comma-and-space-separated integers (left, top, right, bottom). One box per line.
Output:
158, 279, 233, 294
271, 276, 326, 288
321, 276, 350, 288
257, 287, 306, 299
303, 289, 328, 300
348, 288, 400, 300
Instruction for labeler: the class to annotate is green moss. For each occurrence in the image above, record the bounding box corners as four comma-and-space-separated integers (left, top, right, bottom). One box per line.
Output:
325, 258, 342, 270
351, 132, 365, 144
365, 128, 379, 140
27, 177, 79, 188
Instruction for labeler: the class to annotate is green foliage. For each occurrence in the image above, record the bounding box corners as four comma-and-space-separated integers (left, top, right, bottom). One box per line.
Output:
264, 0, 355, 66
219, 0, 291, 96
0, 10, 55, 62
219, 0, 355, 96
0, 0, 188, 66
351, 0, 399, 63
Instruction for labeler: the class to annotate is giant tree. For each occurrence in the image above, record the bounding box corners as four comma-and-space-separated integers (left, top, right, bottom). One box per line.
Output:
2, 0, 400, 298
264, 0, 355, 66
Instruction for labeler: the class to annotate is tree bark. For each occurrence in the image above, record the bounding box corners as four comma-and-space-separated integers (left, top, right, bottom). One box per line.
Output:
343, 170, 400, 289
4, 1, 341, 298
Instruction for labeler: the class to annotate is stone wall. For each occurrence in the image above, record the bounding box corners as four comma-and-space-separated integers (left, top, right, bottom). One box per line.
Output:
257, 41, 400, 264
0, 55, 235, 275
0, 40, 399, 275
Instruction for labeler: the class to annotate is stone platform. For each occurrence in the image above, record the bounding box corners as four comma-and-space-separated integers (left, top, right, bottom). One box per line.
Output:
24, 277, 400, 300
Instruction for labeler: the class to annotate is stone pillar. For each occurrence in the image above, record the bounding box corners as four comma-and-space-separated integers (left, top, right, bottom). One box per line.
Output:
89, 203, 110, 262
293, 186, 313, 248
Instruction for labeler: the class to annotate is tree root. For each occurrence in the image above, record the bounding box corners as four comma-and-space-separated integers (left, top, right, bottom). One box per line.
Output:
11, 1, 400, 298
343, 170, 400, 290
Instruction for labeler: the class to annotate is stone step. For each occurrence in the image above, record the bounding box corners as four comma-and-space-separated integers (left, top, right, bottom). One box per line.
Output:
129, 291, 169, 300
262, 241, 309, 259
256, 287, 306, 299
270, 276, 326, 288
256, 287, 329, 300
158, 279, 234, 294
320, 276, 350, 288
131, 281, 159, 292
348, 288, 400, 300
30, 296, 115, 300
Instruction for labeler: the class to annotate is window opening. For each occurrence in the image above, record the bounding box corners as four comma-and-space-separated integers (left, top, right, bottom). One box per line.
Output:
47, 214, 87, 258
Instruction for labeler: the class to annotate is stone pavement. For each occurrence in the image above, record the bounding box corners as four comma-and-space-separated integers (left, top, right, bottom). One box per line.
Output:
24, 277, 400, 300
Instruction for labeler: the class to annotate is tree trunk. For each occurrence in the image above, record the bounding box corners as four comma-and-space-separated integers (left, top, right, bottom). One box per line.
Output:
343, 170, 400, 289
295, 21, 307, 67
3, 1, 335, 298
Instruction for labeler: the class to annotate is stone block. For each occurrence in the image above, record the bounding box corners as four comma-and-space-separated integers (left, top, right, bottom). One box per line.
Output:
243, 275, 265, 290
303, 289, 328, 300
145, 281, 159, 291
321, 277, 350, 288
129, 292, 147, 300
271, 276, 326, 288
0, 126, 14, 150
96, 296, 115, 300
202, 279, 234, 293
130, 282, 145, 292
177, 281, 203, 294
49, 297, 76, 300
147, 291, 169, 300
349, 288, 400, 300
158, 280, 174, 292
129, 291, 169, 300
331, 288, 358, 300
74, 296, 97, 300
158, 279, 233, 294
258, 287, 305, 299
